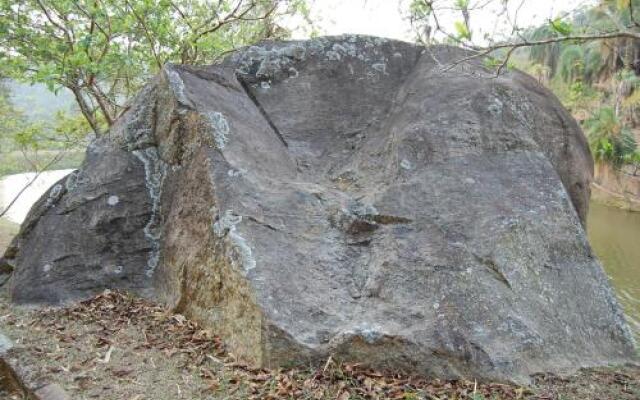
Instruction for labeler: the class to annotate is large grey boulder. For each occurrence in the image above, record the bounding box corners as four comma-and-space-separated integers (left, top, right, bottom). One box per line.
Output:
1, 36, 635, 382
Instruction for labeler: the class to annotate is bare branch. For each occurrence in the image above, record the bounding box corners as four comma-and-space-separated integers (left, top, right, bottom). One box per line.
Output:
125, 0, 164, 70
0, 151, 66, 220
630, 1, 640, 29
70, 85, 102, 135
34, 0, 74, 48
442, 31, 640, 73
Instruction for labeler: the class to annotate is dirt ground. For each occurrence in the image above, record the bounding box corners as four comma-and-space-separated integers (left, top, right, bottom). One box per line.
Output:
0, 288, 639, 400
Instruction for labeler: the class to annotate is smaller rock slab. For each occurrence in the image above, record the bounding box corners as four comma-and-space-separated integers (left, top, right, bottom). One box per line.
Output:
34, 384, 72, 400
0, 332, 13, 355
0, 330, 71, 400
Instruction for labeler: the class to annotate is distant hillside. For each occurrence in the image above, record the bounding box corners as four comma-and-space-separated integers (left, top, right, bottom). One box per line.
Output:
6, 81, 76, 122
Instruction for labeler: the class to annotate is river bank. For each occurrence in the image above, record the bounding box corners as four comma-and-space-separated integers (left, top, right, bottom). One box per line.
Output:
592, 163, 640, 212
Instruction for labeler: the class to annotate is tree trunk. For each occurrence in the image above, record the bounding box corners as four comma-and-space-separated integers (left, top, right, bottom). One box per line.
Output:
70, 86, 102, 136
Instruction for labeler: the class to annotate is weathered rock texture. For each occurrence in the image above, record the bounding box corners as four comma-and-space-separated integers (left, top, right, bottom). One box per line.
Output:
1, 36, 635, 382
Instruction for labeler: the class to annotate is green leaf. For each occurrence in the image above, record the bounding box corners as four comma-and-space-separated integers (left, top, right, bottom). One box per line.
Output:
409, 0, 432, 18
549, 18, 573, 36
454, 20, 471, 40
0, 0, 312, 136
455, 0, 470, 9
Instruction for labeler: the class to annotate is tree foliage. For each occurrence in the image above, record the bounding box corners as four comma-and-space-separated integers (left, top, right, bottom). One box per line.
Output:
0, 82, 25, 150
585, 107, 639, 166
0, 81, 90, 153
407, 0, 640, 168
0, 0, 310, 135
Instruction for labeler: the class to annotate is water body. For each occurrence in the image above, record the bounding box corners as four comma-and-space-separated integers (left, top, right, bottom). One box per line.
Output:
588, 202, 640, 342
0, 170, 74, 224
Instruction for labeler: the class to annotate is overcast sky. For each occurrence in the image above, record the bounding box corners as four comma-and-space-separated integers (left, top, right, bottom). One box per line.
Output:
289, 0, 598, 42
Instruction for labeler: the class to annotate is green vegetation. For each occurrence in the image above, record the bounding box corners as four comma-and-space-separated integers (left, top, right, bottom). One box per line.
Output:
0, 80, 86, 177
0, 1, 311, 179
407, 0, 640, 172
0, 0, 310, 135
0, 150, 84, 177
515, 1, 640, 172
585, 107, 638, 165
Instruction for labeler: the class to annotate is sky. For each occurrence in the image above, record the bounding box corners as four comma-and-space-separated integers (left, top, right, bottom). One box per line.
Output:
290, 0, 598, 43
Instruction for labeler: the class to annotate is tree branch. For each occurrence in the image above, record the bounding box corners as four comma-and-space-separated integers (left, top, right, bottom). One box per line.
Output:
125, 0, 163, 70
630, 0, 640, 29
443, 31, 640, 72
69, 85, 101, 135
34, 0, 74, 48
0, 151, 66, 220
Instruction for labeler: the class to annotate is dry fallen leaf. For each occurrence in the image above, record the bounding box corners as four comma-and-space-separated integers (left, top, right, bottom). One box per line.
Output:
98, 345, 114, 363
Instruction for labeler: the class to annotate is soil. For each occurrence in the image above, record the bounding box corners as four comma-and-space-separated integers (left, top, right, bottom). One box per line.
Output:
0, 288, 638, 400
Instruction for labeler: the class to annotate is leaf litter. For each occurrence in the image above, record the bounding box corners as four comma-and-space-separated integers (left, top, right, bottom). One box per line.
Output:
0, 289, 639, 400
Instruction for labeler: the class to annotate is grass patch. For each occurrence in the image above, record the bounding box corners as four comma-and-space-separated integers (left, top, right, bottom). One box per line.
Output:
0, 218, 19, 253
0, 149, 84, 177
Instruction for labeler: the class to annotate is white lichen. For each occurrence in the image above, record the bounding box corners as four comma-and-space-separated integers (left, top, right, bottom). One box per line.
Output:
164, 66, 193, 108
488, 97, 504, 116
107, 195, 120, 206
65, 170, 80, 192
279, 44, 306, 60
213, 210, 257, 275
232, 37, 393, 83
133, 147, 167, 277
337, 325, 385, 345
206, 111, 230, 150
371, 62, 387, 75
235, 44, 306, 81
346, 200, 378, 218
325, 50, 341, 61
490, 88, 535, 131
358, 328, 383, 344
227, 168, 246, 178
400, 159, 412, 170
213, 210, 243, 237
45, 184, 64, 207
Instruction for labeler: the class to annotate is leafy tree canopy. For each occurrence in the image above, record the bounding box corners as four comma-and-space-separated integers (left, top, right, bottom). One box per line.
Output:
407, 0, 640, 170
0, 0, 310, 135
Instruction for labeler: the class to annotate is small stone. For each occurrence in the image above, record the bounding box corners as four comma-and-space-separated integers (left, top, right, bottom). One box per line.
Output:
34, 383, 71, 400
0, 332, 13, 355
107, 195, 119, 206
